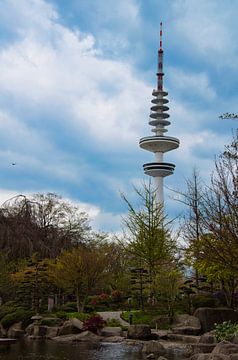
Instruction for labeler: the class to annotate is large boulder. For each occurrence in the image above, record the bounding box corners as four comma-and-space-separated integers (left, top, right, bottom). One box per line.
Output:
172, 314, 201, 335
194, 308, 238, 333
7, 322, 25, 338
199, 333, 217, 344
141, 340, 165, 355
53, 330, 102, 342
212, 341, 238, 356
127, 325, 152, 340
58, 319, 82, 336
101, 327, 123, 337
45, 326, 59, 339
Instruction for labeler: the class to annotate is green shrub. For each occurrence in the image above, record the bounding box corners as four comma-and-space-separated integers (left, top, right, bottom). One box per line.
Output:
67, 312, 91, 321
59, 302, 78, 312
214, 321, 238, 342
121, 310, 155, 326
1, 309, 34, 329
106, 318, 121, 327
54, 311, 91, 321
192, 295, 216, 309
0, 302, 20, 320
40, 318, 63, 327
54, 311, 69, 320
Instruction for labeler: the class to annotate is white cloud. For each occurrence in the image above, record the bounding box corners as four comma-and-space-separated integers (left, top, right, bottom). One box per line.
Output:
168, 67, 216, 101
170, 0, 238, 67
0, 1, 149, 152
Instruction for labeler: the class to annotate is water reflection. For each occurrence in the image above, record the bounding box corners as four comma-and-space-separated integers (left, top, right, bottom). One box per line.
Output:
0, 340, 144, 360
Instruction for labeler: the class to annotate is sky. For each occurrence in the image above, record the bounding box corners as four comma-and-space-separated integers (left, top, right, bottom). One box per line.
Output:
0, 0, 237, 233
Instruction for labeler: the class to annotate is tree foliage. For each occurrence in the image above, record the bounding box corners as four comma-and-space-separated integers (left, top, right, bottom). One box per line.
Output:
0, 193, 90, 261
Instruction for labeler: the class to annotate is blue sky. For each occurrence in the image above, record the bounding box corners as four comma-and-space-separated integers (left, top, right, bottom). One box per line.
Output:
0, 0, 237, 232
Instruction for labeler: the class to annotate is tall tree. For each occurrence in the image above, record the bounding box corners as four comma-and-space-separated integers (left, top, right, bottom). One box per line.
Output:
49, 239, 113, 312
0, 193, 90, 260
121, 183, 176, 293
193, 133, 238, 307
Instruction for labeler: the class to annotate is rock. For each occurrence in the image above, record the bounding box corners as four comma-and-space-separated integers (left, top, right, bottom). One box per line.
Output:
58, 320, 81, 336
230, 355, 238, 360
157, 357, 168, 360
168, 333, 200, 343
231, 335, 238, 344
210, 355, 230, 360
0, 324, 7, 337
151, 316, 170, 329
101, 326, 123, 337
25, 323, 34, 336
38, 326, 48, 337
142, 340, 165, 355
7, 322, 25, 338
156, 330, 170, 340
190, 355, 211, 360
194, 308, 238, 333
70, 318, 84, 331
127, 325, 152, 340
199, 333, 217, 344
173, 314, 201, 328
172, 314, 201, 336
212, 341, 238, 355
53, 330, 102, 342
146, 354, 155, 359
146, 354, 156, 359
101, 335, 124, 343
192, 343, 216, 354
45, 326, 59, 339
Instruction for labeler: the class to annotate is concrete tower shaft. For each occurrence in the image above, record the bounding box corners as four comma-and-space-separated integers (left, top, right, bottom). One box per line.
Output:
139, 23, 180, 205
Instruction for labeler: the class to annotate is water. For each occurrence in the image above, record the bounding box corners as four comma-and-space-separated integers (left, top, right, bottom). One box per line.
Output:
0, 340, 144, 360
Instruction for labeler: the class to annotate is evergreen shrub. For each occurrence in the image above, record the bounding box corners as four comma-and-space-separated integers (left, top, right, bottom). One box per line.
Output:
1, 309, 34, 329
192, 294, 216, 309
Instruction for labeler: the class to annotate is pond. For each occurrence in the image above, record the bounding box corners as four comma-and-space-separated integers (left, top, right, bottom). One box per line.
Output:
0, 340, 188, 360
0, 340, 144, 360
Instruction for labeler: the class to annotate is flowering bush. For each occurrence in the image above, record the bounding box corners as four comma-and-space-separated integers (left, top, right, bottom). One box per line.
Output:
82, 315, 106, 334
111, 290, 123, 302
90, 293, 110, 306
214, 321, 238, 342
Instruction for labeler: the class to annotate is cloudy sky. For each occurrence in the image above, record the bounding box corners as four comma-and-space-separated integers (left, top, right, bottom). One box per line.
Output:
0, 0, 237, 232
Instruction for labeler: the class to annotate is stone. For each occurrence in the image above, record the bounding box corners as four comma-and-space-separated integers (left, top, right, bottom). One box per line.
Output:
45, 326, 59, 338
127, 325, 152, 340
101, 326, 123, 337
70, 318, 84, 331
0, 324, 7, 337
157, 357, 168, 360
172, 314, 201, 336
231, 335, 238, 344
192, 343, 216, 354
58, 320, 81, 336
174, 314, 201, 328
101, 336, 124, 343
25, 323, 34, 336
7, 322, 25, 338
194, 308, 238, 333
212, 341, 238, 355
142, 340, 165, 355
146, 354, 156, 359
53, 330, 102, 342
190, 355, 211, 360
199, 333, 217, 344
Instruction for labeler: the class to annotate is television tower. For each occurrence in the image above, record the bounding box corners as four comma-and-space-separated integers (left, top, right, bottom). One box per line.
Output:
139, 23, 180, 205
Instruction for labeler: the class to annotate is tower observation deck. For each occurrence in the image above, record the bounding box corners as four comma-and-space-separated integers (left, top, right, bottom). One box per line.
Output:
139, 23, 180, 205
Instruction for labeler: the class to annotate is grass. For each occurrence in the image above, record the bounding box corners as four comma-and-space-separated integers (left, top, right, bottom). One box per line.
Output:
121, 310, 155, 326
